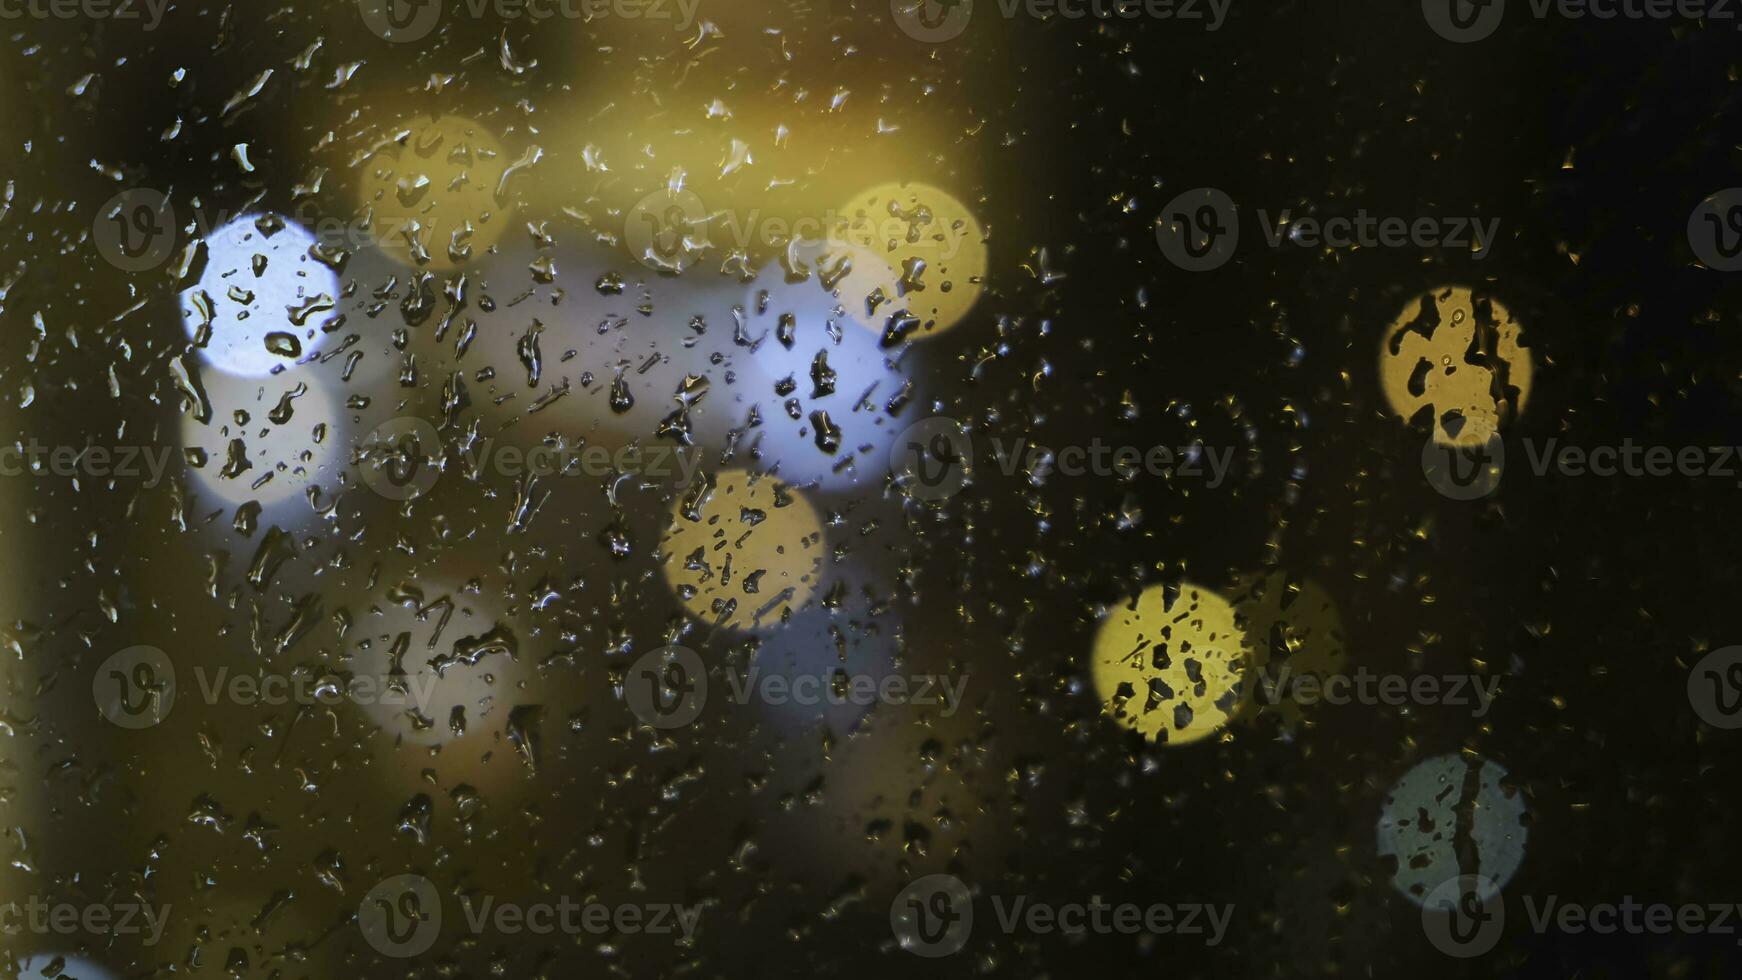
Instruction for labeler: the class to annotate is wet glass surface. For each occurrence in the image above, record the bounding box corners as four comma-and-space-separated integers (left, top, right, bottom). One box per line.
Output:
2, 1, 1742, 977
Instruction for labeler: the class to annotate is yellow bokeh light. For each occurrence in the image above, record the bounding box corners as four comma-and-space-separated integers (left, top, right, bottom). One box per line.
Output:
812, 243, 907, 338
1379, 285, 1533, 446
350, 580, 542, 798
777, 713, 1010, 889
834, 182, 987, 341
1232, 572, 1347, 729
354, 114, 513, 271
1091, 581, 1251, 746
660, 470, 824, 632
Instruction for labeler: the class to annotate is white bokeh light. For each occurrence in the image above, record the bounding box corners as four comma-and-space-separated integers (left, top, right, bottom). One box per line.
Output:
726, 256, 912, 491
180, 214, 340, 377
348, 581, 538, 774
15, 954, 119, 979
179, 367, 346, 511
1377, 753, 1529, 906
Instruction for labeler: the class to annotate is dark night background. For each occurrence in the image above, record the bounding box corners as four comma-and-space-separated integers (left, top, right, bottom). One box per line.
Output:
1, 0, 1741, 977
